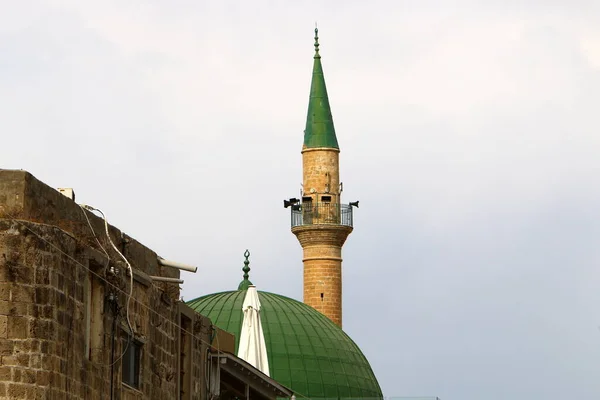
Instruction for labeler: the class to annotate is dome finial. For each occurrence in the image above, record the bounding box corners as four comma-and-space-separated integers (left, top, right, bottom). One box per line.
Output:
238, 249, 253, 290
242, 249, 251, 280
314, 24, 320, 59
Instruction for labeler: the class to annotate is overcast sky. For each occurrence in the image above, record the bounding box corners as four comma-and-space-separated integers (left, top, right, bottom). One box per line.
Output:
2, 1, 600, 398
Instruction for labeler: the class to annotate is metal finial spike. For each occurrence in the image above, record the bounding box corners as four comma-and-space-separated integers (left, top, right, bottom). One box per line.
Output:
314, 25, 320, 58
242, 249, 251, 280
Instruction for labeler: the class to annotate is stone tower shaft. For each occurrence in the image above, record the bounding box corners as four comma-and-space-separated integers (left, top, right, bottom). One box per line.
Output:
288, 28, 354, 327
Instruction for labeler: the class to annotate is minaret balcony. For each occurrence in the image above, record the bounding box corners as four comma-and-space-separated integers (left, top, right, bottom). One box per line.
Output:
290, 202, 353, 228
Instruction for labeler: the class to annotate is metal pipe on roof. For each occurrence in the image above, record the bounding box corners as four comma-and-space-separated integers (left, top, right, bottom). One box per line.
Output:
149, 276, 184, 284
157, 257, 198, 273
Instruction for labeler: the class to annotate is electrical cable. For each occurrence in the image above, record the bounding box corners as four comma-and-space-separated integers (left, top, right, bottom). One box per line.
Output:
81, 204, 134, 368
77, 206, 131, 368
79, 204, 111, 267
4, 213, 302, 398
3, 213, 223, 358
81, 204, 134, 341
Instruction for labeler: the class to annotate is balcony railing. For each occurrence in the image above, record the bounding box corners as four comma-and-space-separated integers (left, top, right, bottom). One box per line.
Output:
291, 203, 353, 228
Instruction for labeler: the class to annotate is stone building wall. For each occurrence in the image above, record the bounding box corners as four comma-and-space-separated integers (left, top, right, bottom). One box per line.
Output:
0, 170, 217, 399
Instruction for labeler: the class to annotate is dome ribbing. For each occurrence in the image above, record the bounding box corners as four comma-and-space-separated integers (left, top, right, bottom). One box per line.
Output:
187, 289, 382, 398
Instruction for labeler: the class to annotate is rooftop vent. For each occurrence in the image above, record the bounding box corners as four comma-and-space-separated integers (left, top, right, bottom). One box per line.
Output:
57, 188, 75, 201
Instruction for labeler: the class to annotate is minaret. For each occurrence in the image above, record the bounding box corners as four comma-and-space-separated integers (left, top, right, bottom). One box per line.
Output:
285, 28, 356, 327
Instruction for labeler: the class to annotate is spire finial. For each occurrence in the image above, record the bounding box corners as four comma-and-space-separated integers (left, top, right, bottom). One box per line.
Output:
314, 24, 320, 59
303, 24, 339, 149
238, 249, 253, 290
242, 249, 250, 279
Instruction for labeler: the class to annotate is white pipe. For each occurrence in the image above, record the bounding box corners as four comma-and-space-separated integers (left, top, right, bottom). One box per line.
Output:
157, 258, 198, 273
150, 276, 184, 284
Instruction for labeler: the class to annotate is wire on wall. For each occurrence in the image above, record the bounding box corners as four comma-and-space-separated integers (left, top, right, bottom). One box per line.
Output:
3, 212, 306, 399
81, 205, 135, 340
4, 212, 217, 351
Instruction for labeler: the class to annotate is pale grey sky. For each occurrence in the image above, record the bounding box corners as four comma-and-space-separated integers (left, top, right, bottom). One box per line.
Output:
2, 1, 600, 398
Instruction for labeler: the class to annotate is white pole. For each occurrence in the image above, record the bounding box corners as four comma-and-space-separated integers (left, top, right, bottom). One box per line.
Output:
157, 258, 198, 273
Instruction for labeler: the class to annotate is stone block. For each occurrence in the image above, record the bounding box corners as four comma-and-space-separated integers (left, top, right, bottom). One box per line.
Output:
35, 287, 54, 305
0, 300, 29, 316
15, 339, 39, 353
0, 283, 10, 301
37, 370, 50, 386
17, 368, 36, 384
7, 316, 29, 338
0, 315, 6, 338
30, 354, 41, 369
35, 266, 50, 285
30, 318, 55, 339
0, 366, 11, 381
16, 353, 30, 367
0, 340, 14, 355
7, 383, 28, 398
11, 285, 34, 303
0, 267, 11, 283
1, 355, 19, 366
13, 266, 34, 285
12, 367, 21, 382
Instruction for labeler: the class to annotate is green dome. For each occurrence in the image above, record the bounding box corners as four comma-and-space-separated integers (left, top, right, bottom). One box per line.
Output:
187, 289, 383, 399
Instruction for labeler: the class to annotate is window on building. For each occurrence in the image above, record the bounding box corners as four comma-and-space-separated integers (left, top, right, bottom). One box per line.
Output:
122, 338, 142, 389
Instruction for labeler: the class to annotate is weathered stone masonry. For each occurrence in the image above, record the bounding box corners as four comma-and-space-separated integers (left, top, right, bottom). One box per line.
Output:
0, 170, 214, 400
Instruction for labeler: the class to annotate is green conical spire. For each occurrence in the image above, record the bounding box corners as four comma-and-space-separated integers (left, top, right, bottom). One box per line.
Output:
303, 27, 339, 149
237, 249, 253, 290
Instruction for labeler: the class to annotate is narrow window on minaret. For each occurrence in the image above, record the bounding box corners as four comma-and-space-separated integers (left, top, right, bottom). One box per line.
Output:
320, 293, 324, 301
